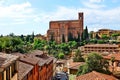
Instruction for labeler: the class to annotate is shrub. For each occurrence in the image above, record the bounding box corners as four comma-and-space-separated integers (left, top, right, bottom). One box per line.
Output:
58, 52, 64, 59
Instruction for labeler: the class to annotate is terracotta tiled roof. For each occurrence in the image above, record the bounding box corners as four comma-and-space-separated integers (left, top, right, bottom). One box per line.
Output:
56, 60, 67, 64
104, 53, 120, 61
69, 62, 84, 70
18, 61, 33, 80
27, 50, 53, 66
11, 53, 25, 58
20, 56, 39, 65
28, 50, 43, 57
0, 53, 19, 68
12, 50, 53, 66
76, 71, 118, 80
0, 57, 6, 66
12, 52, 39, 65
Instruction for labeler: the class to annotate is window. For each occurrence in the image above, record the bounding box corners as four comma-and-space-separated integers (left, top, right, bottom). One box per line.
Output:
6, 67, 10, 80
79, 17, 82, 20
0, 72, 3, 80
11, 62, 17, 77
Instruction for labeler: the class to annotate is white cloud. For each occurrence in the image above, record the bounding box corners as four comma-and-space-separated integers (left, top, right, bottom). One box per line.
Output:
35, 5, 120, 33
89, 0, 104, 3
0, 2, 35, 25
82, 0, 105, 9
0, 0, 120, 35
82, 2, 105, 9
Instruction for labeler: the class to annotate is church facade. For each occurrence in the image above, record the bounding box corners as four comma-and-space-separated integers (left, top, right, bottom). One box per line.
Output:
47, 13, 84, 43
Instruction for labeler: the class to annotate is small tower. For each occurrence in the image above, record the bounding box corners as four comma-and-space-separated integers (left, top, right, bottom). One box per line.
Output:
78, 12, 83, 20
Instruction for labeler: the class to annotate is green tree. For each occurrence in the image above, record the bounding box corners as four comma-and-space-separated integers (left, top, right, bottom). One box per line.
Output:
77, 53, 110, 76
77, 32, 80, 42
68, 32, 73, 41
81, 26, 89, 41
110, 57, 115, 66
101, 34, 109, 40
33, 39, 46, 50
58, 52, 65, 59
81, 32, 84, 41
62, 34, 65, 43
20, 34, 24, 41
97, 40, 105, 44
73, 49, 84, 62
68, 41, 77, 50
9, 33, 15, 37
85, 26, 89, 40
25, 35, 31, 42
31, 32, 34, 43
111, 33, 120, 40
95, 34, 100, 39
50, 33, 54, 41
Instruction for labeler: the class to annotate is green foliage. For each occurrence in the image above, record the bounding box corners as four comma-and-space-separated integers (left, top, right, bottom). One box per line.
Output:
111, 33, 120, 40
73, 49, 84, 62
0, 36, 29, 53
101, 34, 109, 40
77, 53, 110, 76
58, 52, 65, 59
68, 32, 74, 41
81, 26, 89, 41
77, 32, 80, 42
110, 57, 115, 66
95, 34, 100, 39
85, 26, 89, 40
68, 41, 77, 49
33, 39, 46, 50
89, 39, 97, 44
97, 40, 105, 44
50, 33, 54, 41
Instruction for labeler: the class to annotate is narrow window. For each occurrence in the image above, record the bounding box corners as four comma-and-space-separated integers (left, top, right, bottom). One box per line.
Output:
6, 67, 10, 80
0, 72, 3, 80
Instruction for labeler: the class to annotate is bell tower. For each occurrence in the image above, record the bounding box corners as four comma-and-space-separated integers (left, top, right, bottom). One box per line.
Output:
78, 12, 83, 20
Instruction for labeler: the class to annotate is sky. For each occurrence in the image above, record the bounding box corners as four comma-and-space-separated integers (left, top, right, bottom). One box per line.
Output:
0, 0, 120, 35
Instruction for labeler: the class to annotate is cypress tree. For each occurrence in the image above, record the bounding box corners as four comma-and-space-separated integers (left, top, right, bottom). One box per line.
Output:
68, 32, 73, 41
62, 34, 65, 43
50, 33, 54, 41
85, 26, 89, 40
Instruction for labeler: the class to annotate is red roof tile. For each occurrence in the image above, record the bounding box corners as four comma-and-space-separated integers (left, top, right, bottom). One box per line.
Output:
69, 62, 84, 70
76, 71, 118, 80
18, 61, 33, 80
104, 53, 120, 61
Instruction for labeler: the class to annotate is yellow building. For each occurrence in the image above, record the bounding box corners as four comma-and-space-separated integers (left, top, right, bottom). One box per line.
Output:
92, 29, 120, 39
0, 53, 19, 80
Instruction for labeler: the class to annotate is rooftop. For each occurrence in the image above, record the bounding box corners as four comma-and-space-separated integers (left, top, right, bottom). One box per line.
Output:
28, 50, 53, 66
50, 20, 80, 23
104, 53, 120, 61
12, 50, 53, 66
84, 44, 119, 47
18, 61, 33, 80
0, 53, 19, 68
12, 52, 39, 65
69, 62, 84, 70
76, 71, 118, 80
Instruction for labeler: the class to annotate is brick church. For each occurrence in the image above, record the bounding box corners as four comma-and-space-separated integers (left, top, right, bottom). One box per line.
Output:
47, 12, 84, 43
